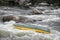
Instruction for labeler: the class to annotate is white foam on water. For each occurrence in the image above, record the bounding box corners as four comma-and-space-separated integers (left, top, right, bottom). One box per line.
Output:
0, 6, 60, 40
0, 21, 60, 40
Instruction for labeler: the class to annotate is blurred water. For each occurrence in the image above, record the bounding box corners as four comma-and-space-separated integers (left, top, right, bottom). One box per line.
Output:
0, 6, 60, 15
0, 6, 60, 40
0, 21, 60, 40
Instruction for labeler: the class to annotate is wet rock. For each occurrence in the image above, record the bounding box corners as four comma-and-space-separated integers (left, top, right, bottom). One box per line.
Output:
32, 8, 43, 15
39, 2, 49, 6
2, 15, 35, 23
2, 15, 20, 22
2, 15, 14, 22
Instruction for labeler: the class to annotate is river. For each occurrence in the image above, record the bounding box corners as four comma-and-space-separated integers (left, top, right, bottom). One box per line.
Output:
0, 6, 60, 40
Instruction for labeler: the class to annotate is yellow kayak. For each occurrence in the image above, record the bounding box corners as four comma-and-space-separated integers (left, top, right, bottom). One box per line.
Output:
14, 23, 51, 34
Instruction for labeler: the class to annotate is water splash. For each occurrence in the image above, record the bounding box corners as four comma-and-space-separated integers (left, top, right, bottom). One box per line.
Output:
0, 21, 60, 40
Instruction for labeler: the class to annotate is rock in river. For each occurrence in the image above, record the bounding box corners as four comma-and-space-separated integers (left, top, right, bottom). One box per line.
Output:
32, 8, 43, 15
2, 15, 19, 22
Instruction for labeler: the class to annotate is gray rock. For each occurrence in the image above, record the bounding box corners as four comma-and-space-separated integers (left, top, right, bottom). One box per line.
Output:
32, 8, 43, 15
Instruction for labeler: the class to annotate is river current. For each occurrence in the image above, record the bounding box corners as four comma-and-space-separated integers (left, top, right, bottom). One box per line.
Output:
0, 6, 60, 40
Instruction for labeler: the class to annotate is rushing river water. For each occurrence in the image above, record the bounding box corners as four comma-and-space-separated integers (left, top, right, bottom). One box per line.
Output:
0, 6, 60, 40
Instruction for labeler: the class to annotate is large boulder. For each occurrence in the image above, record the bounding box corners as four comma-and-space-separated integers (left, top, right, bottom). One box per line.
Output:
32, 8, 43, 15
2, 15, 14, 22
2, 15, 20, 22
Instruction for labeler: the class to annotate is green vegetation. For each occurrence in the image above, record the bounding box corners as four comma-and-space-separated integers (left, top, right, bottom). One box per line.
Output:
30, 0, 60, 6
0, 0, 17, 6
46, 0, 60, 6
0, 0, 8, 6
0, 0, 60, 6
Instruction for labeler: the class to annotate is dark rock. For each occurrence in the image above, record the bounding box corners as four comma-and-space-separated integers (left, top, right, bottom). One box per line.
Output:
2, 15, 36, 23
2, 15, 20, 22
2, 15, 14, 22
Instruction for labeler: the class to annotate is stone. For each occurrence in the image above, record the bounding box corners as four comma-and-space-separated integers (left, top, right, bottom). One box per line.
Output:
2, 15, 35, 23
2, 15, 14, 22
2, 15, 20, 22
32, 8, 43, 15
